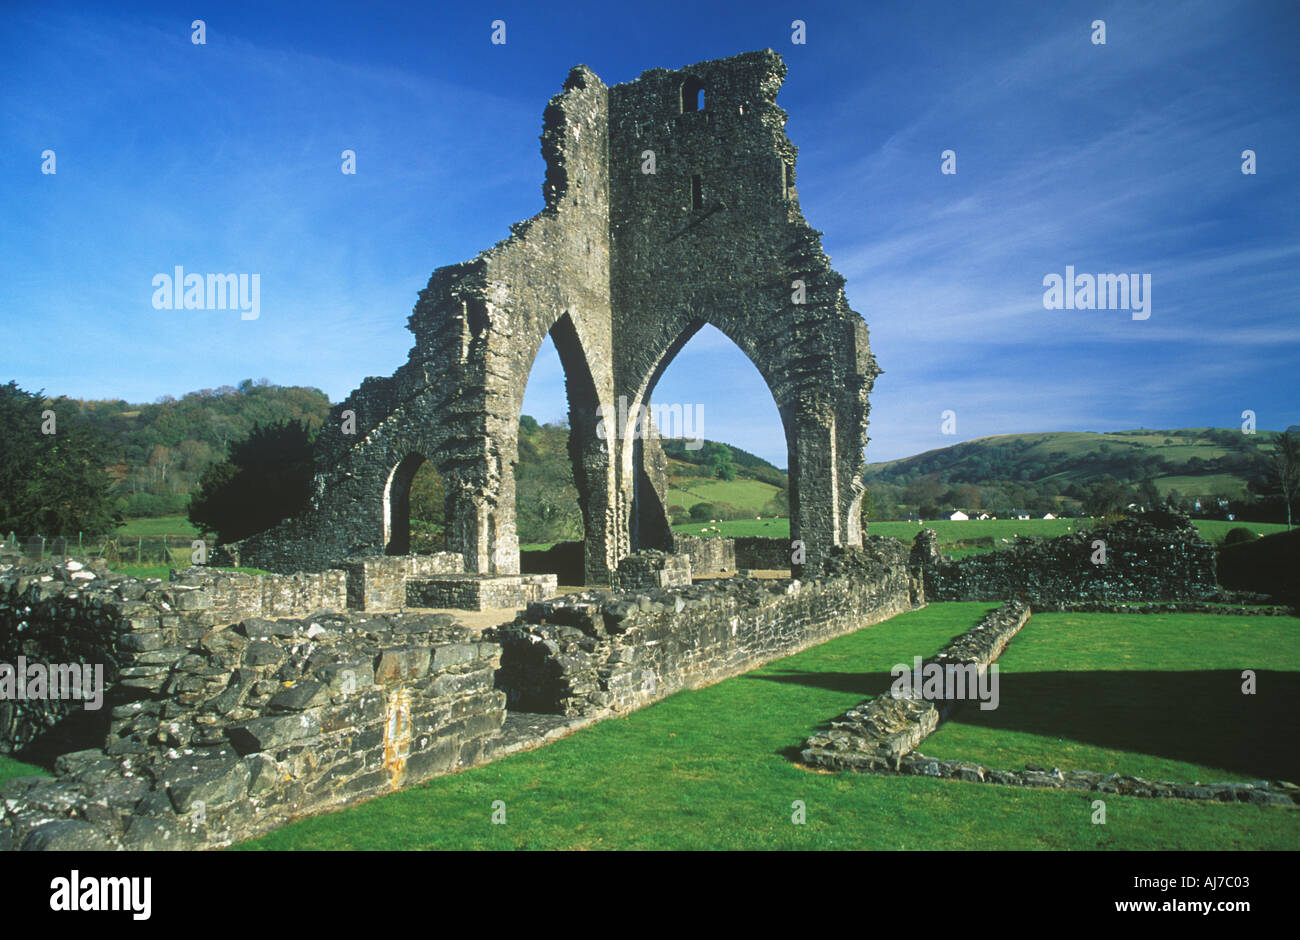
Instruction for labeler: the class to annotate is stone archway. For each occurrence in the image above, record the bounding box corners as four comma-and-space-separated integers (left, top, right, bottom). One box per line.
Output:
223, 50, 879, 582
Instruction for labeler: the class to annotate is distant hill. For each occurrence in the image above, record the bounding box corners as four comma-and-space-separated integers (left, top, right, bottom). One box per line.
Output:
61, 379, 333, 517
862, 427, 1282, 520
51, 373, 1286, 535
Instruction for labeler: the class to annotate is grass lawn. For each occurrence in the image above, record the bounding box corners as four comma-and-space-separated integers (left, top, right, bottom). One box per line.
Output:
235, 603, 1299, 850
923, 612, 1300, 785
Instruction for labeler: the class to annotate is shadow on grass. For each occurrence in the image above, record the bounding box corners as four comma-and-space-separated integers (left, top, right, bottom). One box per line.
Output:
752, 671, 897, 765
754, 667, 1300, 781
745, 669, 898, 698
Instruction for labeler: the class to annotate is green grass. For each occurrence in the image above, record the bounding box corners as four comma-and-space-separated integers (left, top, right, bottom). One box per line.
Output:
924, 612, 1300, 787
235, 604, 1300, 851
1191, 519, 1288, 543
0, 755, 49, 784
673, 517, 790, 538
667, 476, 782, 513
116, 515, 200, 538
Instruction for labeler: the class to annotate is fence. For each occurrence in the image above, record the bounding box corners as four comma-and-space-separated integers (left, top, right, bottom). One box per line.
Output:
1, 531, 204, 569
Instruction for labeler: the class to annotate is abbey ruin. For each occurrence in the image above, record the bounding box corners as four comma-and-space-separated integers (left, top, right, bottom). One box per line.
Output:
222, 49, 879, 584
3, 52, 1262, 853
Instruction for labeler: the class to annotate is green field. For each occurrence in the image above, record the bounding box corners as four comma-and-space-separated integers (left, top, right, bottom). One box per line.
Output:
233, 604, 1299, 850
116, 514, 200, 538
924, 612, 1300, 784
673, 517, 790, 538
667, 475, 782, 513
670, 516, 1287, 548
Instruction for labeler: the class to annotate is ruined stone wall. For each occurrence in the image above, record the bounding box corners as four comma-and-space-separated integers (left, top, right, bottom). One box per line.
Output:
615, 550, 693, 590
1, 608, 504, 851
733, 536, 792, 570
914, 512, 1217, 604
405, 574, 557, 611
671, 534, 736, 574
224, 65, 618, 582
222, 51, 878, 587
0, 552, 516, 762
0, 555, 507, 850
2, 535, 926, 850
608, 50, 879, 573
337, 553, 465, 612
803, 601, 1031, 767
0, 559, 343, 757
492, 540, 914, 716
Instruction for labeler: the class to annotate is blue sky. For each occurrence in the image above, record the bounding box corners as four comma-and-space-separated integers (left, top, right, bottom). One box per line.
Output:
2, 0, 1296, 466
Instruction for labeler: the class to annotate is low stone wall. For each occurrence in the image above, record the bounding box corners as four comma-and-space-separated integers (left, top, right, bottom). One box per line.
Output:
1, 557, 343, 756
914, 511, 1217, 604
492, 541, 916, 717
405, 574, 557, 611
733, 536, 792, 571
808, 751, 1298, 805
0, 555, 490, 759
1, 537, 931, 850
169, 565, 348, 619
0, 608, 506, 851
616, 550, 692, 590
802, 601, 1031, 766
671, 535, 735, 575
337, 554, 465, 611
1037, 600, 1296, 616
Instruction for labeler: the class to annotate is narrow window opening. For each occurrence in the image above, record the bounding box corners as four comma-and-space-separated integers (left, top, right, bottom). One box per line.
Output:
680, 76, 706, 113
691, 174, 703, 210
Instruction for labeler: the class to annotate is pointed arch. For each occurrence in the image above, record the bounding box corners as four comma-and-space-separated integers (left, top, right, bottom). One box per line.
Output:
620, 316, 795, 553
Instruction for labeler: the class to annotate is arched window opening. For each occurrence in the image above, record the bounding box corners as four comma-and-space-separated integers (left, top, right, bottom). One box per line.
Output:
638, 324, 791, 565
680, 76, 705, 113
384, 455, 446, 555
516, 331, 587, 584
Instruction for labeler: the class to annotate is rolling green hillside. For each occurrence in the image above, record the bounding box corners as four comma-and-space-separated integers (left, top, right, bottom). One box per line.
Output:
865, 428, 1273, 490
862, 427, 1286, 520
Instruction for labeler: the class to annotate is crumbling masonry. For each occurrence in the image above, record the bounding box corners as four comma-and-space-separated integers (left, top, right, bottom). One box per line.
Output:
224, 50, 880, 583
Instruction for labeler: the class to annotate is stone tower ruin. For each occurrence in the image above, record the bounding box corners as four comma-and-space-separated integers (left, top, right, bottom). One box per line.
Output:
227, 49, 880, 583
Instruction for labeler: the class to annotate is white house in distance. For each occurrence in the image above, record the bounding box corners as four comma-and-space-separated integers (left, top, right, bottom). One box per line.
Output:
1042, 512, 1056, 520
941, 510, 969, 521
1008, 509, 1031, 520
